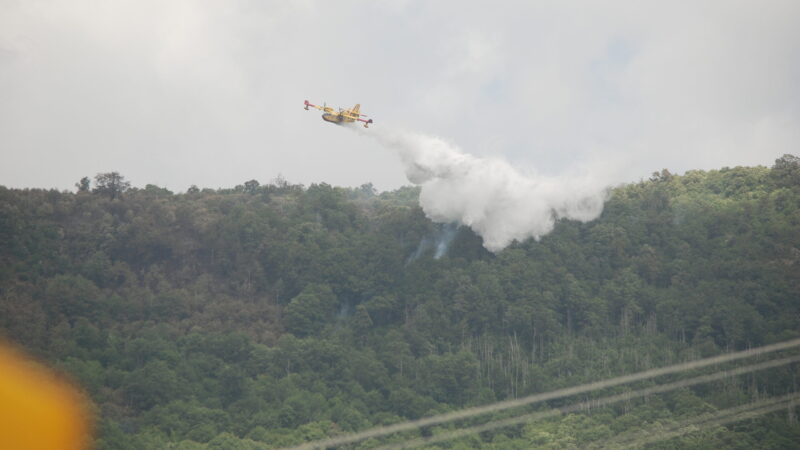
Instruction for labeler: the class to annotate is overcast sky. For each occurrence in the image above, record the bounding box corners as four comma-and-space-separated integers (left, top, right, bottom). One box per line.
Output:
2, 0, 799, 192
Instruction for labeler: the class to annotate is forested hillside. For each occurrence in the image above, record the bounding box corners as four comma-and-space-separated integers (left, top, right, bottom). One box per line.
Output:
1, 156, 799, 449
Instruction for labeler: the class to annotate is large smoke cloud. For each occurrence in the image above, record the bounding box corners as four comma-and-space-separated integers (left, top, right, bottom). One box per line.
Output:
358, 126, 609, 252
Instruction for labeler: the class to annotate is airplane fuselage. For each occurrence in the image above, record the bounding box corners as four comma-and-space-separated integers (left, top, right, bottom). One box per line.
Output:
321, 113, 355, 125
305, 100, 372, 128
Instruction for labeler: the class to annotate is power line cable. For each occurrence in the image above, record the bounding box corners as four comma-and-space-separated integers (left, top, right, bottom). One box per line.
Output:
595, 392, 800, 449
377, 355, 800, 449
288, 338, 800, 449
615, 394, 800, 449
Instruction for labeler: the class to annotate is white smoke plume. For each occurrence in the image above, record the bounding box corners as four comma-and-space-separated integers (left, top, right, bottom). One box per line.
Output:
357, 126, 609, 252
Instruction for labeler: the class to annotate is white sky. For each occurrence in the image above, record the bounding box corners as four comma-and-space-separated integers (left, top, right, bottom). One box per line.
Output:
1, 0, 799, 192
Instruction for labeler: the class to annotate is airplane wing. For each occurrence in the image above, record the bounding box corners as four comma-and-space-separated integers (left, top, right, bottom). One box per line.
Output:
341, 109, 369, 119
342, 107, 374, 127
304, 100, 334, 113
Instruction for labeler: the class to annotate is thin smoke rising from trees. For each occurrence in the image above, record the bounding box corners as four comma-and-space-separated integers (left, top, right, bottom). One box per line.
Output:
407, 223, 459, 262
354, 125, 610, 251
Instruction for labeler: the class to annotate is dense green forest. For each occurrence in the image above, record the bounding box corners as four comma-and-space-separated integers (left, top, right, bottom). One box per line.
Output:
1, 156, 799, 449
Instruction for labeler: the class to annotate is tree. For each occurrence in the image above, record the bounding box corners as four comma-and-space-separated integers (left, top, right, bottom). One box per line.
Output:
243, 180, 260, 195
364, 295, 400, 326
75, 176, 91, 192
93, 172, 131, 199
357, 183, 376, 198
351, 304, 373, 344
649, 168, 673, 183
43, 274, 102, 319
770, 154, 800, 188
123, 360, 180, 410
283, 284, 337, 337
206, 432, 265, 449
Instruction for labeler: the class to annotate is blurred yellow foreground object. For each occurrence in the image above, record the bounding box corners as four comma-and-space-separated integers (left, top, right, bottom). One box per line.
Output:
0, 343, 92, 449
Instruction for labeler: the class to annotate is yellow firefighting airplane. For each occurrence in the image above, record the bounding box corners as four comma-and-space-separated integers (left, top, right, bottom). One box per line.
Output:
304, 100, 373, 128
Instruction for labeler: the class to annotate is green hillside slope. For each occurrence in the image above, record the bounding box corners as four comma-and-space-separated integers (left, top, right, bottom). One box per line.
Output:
1, 156, 798, 448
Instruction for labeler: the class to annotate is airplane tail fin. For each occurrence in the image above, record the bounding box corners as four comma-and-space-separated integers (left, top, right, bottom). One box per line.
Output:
351, 104, 361, 116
